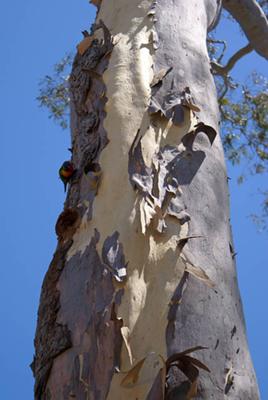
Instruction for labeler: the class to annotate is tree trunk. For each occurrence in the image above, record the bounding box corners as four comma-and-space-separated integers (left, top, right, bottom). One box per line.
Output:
32, 0, 260, 399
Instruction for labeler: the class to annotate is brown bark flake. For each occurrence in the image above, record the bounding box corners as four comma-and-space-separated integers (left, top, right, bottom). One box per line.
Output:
31, 240, 73, 399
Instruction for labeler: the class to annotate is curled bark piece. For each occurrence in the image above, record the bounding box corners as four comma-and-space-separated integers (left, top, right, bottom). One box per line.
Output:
224, 366, 234, 395
149, 91, 186, 125
166, 346, 208, 367
121, 326, 133, 366
120, 358, 147, 388
139, 196, 157, 235
165, 347, 210, 399
185, 262, 215, 288
177, 235, 203, 251
150, 29, 159, 50
147, 9, 156, 17
128, 129, 153, 193
77, 36, 94, 55
194, 122, 217, 145
120, 353, 165, 389
129, 131, 197, 233
181, 87, 201, 112
149, 85, 202, 125
150, 67, 173, 87
102, 231, 128, 282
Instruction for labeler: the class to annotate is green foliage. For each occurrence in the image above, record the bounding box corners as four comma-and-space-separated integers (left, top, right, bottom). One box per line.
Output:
251, 189, 268, 231
37, 53, 73, 129
219, 73, 268, 174
208, 28, 268, 229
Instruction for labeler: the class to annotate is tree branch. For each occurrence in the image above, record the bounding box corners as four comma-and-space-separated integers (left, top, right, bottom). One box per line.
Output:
207, 38, 227, 63
211, 43, 253, 75
222, 0, 268, 59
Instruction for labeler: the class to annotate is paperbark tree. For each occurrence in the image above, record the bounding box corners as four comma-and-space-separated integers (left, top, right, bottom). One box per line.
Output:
32, 0, 268, 399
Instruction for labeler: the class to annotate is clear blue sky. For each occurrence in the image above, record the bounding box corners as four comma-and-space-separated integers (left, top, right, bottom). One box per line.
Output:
0, 1, 267, 398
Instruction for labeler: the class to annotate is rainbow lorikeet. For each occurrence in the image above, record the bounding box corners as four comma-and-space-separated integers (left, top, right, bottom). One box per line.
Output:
59, 161, 75, 192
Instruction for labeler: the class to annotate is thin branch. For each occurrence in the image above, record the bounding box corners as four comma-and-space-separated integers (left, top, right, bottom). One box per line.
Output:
211, 43, 253, 75
207, 38, 227, 63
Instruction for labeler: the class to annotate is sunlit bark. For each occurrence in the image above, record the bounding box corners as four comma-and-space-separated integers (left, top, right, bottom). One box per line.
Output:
32, 1, 263, 398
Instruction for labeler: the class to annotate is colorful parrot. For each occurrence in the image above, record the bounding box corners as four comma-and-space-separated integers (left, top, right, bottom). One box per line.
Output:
59, 161, 75, 192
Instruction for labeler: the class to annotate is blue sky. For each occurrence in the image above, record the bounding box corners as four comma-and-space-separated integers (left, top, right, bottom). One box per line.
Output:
0, 1, 267, 398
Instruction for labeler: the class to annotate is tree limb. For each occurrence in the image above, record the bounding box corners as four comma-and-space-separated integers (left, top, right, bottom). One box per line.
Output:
222, 0, 268, 59
211, 43, 253, 75
207, 38, 227, 63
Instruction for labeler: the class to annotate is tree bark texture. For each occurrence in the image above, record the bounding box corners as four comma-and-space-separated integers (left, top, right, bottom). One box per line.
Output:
32, 0, 261, 399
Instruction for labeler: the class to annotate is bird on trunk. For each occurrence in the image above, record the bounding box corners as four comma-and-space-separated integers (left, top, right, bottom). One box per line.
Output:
59, 161, 75, 192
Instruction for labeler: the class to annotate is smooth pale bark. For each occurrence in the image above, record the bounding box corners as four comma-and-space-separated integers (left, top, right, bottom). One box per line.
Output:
33, 0, 262, 399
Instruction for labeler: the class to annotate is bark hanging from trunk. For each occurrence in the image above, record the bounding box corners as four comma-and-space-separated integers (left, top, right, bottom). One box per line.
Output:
33, 0, 260, 399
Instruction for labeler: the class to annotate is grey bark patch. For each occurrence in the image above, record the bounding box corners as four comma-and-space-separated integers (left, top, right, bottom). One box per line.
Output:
128, 129, 153, 193
146, 369, 165, 400
149, 87, 186, 125
102, 231, 128, 282
149, 86, 202, 125
151, 0, 222, 129
165, 379, 192, 400
55, 230, 123, 399
31, 240, 73, 399
69, 353, 90, 399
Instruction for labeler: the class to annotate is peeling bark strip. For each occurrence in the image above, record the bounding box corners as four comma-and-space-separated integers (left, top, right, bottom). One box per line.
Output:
102, 231, 128, 282
43, 230, 125, 399
31, 240, 73, 399
33, 19, 118, 400
66, 20, 113, 216
63, 233, 123, 399
128, 124, 216, 235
